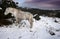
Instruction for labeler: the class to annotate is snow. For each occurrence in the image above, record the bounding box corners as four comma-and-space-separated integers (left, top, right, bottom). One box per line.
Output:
0, 16, 60, 39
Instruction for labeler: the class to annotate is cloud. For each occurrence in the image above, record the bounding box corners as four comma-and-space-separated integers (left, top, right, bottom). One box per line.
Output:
25, 0, 32, 2
14, 0, 60, 10
23, 0, 60, 10
48, 0, 60, 6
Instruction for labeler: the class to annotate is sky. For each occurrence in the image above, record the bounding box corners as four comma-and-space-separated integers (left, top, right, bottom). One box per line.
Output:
13, 0, 60, 10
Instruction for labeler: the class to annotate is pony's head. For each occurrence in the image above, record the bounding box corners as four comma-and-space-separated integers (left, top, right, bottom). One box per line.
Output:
4, 7, 14, 16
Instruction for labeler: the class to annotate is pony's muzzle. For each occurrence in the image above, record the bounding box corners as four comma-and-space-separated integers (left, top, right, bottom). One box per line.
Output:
4, 12, 8, 15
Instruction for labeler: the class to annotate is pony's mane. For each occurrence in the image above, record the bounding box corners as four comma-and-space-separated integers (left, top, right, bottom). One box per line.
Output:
6, 7, 21, 11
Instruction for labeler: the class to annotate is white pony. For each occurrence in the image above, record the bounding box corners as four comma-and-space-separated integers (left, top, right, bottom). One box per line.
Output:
4, 7, 34, 28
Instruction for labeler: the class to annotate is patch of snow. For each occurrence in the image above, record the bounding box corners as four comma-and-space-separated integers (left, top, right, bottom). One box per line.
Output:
0, 16, 60, 39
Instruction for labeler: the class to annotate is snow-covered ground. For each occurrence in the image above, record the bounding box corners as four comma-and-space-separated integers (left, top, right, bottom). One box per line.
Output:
0, 16, 60, 39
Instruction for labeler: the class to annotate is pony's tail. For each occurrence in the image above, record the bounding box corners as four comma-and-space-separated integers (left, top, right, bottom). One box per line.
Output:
33, 14, 40, 20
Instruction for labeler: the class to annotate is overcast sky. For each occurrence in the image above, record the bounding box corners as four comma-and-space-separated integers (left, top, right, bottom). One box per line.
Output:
13, 0, 60, 10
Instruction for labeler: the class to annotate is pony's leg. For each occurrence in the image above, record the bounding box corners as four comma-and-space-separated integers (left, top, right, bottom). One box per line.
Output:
12, 18, 16, 23
15, 17, 19, 26
28, 19, 33, 32
29, 18, 33, 28
18, 19, 22, 28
